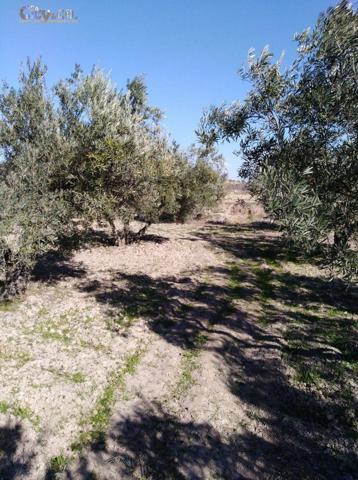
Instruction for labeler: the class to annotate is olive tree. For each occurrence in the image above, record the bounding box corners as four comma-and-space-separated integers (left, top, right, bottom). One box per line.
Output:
55, 66, 226, 241
0, 60, 72, 298
173, 145, 226, 223
54, 67, 176, 242
198, 0, 357, 282
0, 59, 226, 298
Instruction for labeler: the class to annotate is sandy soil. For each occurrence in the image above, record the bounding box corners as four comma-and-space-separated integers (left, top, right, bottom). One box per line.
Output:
0, 186, 357, 480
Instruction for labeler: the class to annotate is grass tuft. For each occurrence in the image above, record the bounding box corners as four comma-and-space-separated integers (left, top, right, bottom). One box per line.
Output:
252, 265, 273, 302
0, 299, 22, 312
228, 263, 246, 299
49, 453, 71, 474
0, 400, 40, 427
27, 318, 72, 345
47, 368, 86, 384
0, 348, 32, 366
0, 401, 10, 413
106, 311, 137, 331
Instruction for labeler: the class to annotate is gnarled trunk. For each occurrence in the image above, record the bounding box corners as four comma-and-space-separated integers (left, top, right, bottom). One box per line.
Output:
106, 216, 119, 245
0, 248, 30, 301
119, 221, 151, 245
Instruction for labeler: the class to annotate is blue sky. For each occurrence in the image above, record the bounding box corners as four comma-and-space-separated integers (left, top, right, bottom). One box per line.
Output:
0, 0, 336, 177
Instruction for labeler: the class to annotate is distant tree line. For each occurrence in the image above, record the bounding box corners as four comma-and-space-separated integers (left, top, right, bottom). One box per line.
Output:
0, 62, 225, 299
198, 0, 357, 283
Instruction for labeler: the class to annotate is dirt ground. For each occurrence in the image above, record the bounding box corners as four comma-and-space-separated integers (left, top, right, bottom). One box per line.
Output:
0, 186, 357, 480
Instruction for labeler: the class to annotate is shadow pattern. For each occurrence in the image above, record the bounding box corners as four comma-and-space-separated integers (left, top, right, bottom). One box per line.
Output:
0, 421, 36, 480
2, 222, 357, 479
71, 223, 357, 479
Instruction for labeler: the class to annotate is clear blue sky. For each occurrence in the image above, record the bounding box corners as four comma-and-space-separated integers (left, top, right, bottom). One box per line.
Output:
0, 0, 336, 177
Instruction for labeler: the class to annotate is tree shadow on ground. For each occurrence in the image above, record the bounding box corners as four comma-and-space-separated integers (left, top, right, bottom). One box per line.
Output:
62, 400, 304, 480
74, 222, 357, 479
63, 401, 240, 479
60, 227, 170, 250
31, 228, 169, 286
0, 421, 36, 480
62, 394, 357, 480
32, 252, 87, 284
79, 267, 252, 348
138, 233, 170, 244
196, 222, 356, 310
4, 221, 356, 479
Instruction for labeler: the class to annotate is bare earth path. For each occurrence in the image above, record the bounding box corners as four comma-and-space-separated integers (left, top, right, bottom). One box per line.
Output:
0, 190, 357, 479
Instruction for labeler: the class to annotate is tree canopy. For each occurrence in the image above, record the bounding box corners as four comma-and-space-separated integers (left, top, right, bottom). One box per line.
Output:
198, 0, 357, 283
0, 61, 225, 299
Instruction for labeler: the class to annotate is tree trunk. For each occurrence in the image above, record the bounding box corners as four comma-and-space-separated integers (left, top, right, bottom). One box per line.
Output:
0, 249, 30, 301
106, 217, 119, 245
123, 220, 131, 245
134, 222, 151, 241
119, 221, 151, 245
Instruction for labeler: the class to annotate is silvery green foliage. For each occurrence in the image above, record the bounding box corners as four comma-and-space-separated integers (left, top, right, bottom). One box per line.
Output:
0, 145, 68, 262
0, 58, 225, 297
0, 59, 63, 162
0, 59, 73, 298
55, 66, 225, 240
174, 144, 226, 222
253, 166, 326, 251
54, 67, 175, 236
198, 0, 357, 283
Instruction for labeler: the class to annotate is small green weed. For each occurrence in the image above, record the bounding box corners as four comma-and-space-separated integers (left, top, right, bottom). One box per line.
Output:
265, 258, 282, 269
173, 333, 207, 397
0, 401, 40, 427
0, 348, 32, 366
71, 347, 144, 451
228, 263, 245, 298
0, 401, 10, 413
0, 299, 21, 312
29, 319, 72, 345
252, 265, 273, 302
49, 453, 70, 473
47, 368, 86, 384
106, 311, 137, 331
293, 366, 321, 386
